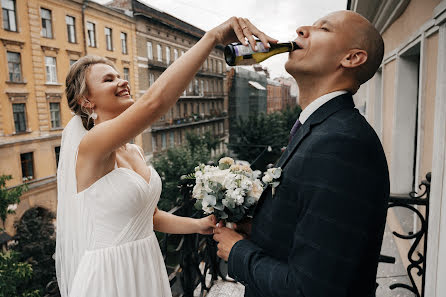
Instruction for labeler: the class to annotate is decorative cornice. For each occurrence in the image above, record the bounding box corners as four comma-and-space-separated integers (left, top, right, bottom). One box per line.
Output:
41, 45, 60, 54
45, 92, 62, 100
0, 38, 25, 48
66, 49, 82, 56
6, 92, 28, 101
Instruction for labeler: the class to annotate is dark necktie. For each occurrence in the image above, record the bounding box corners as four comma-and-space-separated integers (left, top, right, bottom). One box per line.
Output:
289, 119, 302, 143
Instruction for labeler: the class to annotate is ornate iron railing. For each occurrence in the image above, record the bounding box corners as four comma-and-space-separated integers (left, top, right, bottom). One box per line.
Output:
157, 177, 222, 297
379, 172, 431, 297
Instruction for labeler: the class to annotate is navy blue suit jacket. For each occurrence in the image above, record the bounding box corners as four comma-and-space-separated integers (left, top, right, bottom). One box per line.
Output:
228, 93, 389, 297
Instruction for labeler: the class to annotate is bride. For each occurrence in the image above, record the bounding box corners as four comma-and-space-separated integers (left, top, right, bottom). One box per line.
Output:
55, 16, 277, 297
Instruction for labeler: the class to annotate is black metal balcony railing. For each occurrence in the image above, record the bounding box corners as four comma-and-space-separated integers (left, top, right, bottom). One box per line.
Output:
151, 115, 227, 132
377, 172, 431, 297
158, 177, 224, 297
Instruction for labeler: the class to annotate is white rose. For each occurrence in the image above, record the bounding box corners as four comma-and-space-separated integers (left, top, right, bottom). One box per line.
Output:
262, 174, 273, 183
268, 167, 282, 179
7, 204, 18, 211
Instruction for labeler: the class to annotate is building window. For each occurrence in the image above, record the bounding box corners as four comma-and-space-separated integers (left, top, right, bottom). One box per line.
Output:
166, 47, 170, 64
147, 41, 153, 59
174, 49, 178, 61
123, 67, 130, 83
170, 131, 174, 147
149, 73, 155, 86
20, 152, 34, 181
12, 103, 26, 132
218, 61, 223, 73
204, 59, 208, 70
194, 79, 199, 95
69, 59, 77, 66
183, 103, 187, 117
66, 15, 76, 43
49, 102, 61, 128
152, 135, 157, 152
200, 80, 204, 96
2, 0, 17, 31
40, 8, 53, 38
121, 32, 127, 54
7, 51, 22, 82
161, 133, 166, 149
181, 50, 185, 56
176, 104, 181, 119
105, 27, 113, 51
55, 146, 60, 168
87, 22, 96, 47
45, 56, 57, 83
157, 44, 162, 62
188, 82, 192, 93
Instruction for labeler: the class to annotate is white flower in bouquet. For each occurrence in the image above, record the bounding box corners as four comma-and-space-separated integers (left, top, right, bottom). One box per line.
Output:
190, 157, 284, 222
249, 179, 264, 201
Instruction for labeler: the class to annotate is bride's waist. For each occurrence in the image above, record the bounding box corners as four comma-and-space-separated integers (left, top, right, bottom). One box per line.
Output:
85, 231, 157, 255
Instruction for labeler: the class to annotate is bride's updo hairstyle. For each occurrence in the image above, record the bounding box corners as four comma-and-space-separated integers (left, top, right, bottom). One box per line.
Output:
65, 55, 116, 130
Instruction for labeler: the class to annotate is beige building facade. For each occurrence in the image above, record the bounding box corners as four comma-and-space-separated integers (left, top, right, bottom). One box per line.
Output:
0, 0, 136, 234
108, 0, 228, 160
349, 0, 446, 295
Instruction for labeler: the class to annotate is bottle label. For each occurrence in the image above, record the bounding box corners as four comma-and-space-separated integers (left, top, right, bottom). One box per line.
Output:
233, 43, 268, 56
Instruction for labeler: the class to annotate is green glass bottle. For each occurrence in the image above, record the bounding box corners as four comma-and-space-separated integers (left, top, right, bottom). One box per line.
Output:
224, 41, 299, 66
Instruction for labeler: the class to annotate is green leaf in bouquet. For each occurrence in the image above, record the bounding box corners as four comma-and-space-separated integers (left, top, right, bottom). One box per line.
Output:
245, 196, 256, 206
214, 202, 224, 211
219, 163, 231, 170
181, 172, 196, 180
194, 200, 203, 210
219, 211, 228, 220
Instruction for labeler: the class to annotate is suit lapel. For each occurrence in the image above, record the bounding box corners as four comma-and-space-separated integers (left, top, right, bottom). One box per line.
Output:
275, 93, 355, 170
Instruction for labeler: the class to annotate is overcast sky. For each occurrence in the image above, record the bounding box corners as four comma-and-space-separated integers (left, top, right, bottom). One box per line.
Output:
95, 0, 347, 78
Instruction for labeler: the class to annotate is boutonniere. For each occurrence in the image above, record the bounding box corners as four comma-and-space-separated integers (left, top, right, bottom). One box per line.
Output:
262, 167, 282, 197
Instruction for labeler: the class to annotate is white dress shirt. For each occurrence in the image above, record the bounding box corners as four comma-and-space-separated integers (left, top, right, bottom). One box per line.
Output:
299, 90, 348, 124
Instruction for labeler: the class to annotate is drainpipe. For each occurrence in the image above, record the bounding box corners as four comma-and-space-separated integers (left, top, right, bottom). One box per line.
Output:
81, 0, 89, 55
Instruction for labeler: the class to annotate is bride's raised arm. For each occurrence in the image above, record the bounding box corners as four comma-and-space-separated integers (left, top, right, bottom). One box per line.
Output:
78, 17, 277, 160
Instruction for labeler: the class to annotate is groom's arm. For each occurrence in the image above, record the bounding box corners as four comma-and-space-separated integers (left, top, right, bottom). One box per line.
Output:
228, 134, 389, 297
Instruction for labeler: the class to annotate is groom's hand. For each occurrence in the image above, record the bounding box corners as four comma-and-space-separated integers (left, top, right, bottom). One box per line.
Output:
213, 222, 244, 262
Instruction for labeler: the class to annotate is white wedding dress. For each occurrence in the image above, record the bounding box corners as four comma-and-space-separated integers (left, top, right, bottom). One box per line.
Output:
56, 116, 172, 297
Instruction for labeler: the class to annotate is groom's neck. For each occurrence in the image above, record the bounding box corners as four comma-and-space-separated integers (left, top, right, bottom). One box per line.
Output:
295, 76, 351, 111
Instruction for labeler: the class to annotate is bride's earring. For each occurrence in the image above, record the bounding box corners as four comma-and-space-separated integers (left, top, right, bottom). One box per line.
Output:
89, 108, 98, 121
82, 98, 97, 126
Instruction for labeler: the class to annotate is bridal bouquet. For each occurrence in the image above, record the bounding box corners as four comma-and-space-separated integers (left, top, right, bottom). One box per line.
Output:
189, 157, 281, 223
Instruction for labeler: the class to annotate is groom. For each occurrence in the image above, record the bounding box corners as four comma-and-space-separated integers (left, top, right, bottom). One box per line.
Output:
213, 10, 389, 297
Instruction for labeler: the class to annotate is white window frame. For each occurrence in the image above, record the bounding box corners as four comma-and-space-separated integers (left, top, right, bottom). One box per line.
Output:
166, 46, 170, 64
45, 56, 57, 83
147, 41, 153, 59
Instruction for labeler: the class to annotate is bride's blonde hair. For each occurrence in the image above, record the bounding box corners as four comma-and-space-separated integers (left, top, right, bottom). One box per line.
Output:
65, 55, 116, 130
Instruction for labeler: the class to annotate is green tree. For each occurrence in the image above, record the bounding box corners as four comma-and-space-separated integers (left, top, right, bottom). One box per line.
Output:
12, 207, 57, 296
0, 250, 41, 297
230, 106, 302, 170
0, 175, 28, 231
153, 132, 222, 211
